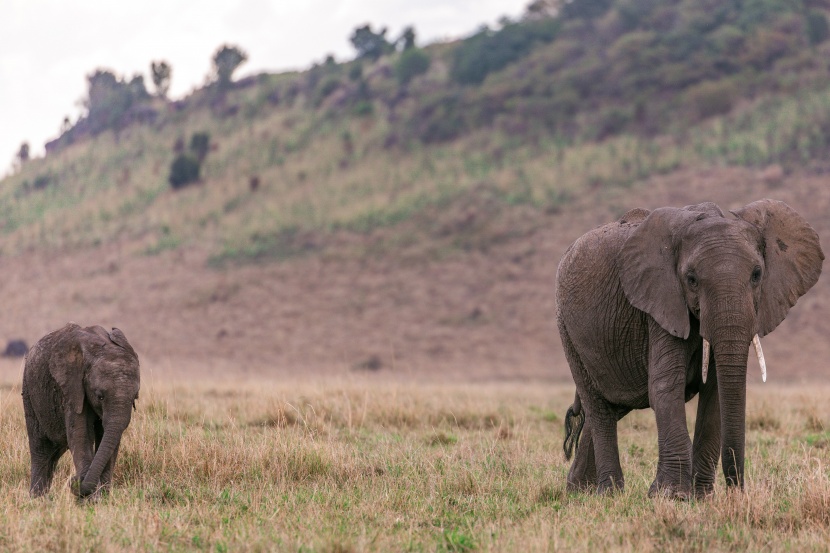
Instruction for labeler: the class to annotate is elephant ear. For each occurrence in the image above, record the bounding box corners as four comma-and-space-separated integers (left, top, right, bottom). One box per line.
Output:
732, 199, 824, 336
618, 207, 706, 339
108, 328, 137, 359
48, 324, 95, 415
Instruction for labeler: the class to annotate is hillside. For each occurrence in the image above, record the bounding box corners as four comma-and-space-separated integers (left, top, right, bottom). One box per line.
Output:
2, 0, 830, 382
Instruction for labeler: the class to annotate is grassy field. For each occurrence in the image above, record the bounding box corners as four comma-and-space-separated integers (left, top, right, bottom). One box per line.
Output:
0, 373, 828, 552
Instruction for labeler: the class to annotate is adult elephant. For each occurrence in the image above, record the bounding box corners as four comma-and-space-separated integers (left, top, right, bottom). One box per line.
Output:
556, 200, 823, 498
22, 323, 140, 498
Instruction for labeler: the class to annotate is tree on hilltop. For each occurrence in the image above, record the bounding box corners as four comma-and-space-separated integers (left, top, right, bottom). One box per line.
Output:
84, 69, 149, 134
524, 0, 612, 20
151, 60, 172, 99
17, 142, 30, 165
397, 26, 416, 51
350, 24, 393, 61
212, 44, 248, 89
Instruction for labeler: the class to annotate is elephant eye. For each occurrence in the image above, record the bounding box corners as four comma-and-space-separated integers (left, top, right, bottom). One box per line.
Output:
686, 272, 698, 288
96, 393, 104, 402
751, 266, 762, 285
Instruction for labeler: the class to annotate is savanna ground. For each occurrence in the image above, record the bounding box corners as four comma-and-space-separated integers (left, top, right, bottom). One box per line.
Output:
2, 156, 830, 551
0, 362, 828, 552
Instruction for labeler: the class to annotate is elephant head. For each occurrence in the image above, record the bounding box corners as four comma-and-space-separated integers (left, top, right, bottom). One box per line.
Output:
49, 324, 140, 497
618, 199, 823, 488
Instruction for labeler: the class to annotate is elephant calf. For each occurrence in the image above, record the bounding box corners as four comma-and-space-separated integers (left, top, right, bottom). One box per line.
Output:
22, 323, 140, 498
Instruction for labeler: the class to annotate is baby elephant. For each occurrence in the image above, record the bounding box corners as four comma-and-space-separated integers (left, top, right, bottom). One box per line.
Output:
22, 323, 140, 498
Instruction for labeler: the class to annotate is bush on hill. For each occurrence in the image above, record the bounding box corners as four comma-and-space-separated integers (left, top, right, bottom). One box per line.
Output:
398, 0, 830, 145
83, 69, 151, 135
395, 48, 431, 85
168, 155, 201, 189
450, 18, 560, 85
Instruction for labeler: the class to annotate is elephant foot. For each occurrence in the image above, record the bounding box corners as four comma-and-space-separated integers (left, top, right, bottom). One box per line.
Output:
69, 476, 101, 498
597, 476, 624, 495
648, 479, 691, 500
566, 475, 597, 493
693, 483, 715, 500
69, 476, 82, 498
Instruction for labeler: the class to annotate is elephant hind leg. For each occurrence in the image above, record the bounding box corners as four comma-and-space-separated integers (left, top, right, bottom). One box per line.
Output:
559, 322, 625, 494
29, 439, 66, 497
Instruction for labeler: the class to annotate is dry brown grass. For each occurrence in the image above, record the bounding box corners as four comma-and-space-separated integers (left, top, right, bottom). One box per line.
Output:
0, 371, 828, 552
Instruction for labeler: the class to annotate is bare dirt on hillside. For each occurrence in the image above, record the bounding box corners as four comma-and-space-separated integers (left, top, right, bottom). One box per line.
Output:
1, 166, 829, 384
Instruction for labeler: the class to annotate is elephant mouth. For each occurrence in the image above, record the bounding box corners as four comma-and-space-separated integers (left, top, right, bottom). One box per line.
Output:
701, 335, 767, 384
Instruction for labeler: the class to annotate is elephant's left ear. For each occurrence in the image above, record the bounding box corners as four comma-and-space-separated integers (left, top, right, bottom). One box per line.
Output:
732, 199, 824, 336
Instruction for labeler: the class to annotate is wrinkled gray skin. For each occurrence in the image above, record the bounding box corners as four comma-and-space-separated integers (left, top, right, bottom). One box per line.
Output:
22, 323, 140, 498
556, 200, 823, 499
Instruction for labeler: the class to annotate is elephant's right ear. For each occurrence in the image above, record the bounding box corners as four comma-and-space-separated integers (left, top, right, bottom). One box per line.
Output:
109, 328, 137, 358
618, 207, 703, 339
48, 328, 88, 415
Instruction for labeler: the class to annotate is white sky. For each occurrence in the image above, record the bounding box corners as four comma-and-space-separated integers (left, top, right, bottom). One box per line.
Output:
0, 0, 529, 173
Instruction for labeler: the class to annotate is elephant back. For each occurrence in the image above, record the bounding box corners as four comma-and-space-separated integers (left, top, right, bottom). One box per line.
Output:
617, 207, 650, 225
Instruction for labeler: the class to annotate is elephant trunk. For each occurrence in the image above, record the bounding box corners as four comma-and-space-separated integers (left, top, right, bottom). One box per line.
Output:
79, 413, 129, 497
712, 324, 751, 489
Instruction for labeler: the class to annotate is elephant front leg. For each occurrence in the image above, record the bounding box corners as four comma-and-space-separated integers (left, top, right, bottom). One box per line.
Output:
692, 358, 721, 499
648, 329, 693, 499
66, 410, 97, 498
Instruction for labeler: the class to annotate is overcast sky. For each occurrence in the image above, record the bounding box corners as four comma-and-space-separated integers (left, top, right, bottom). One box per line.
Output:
0, 0, 530, 173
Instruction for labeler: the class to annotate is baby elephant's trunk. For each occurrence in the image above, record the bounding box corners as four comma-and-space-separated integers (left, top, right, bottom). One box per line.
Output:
77, 410, 130, 497
563, 393, 585, 460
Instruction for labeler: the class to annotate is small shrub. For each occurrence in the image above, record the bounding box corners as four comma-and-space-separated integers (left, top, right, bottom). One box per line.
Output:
347, 63, 363, 81
168, 154, 201, 189
3, 339, 28, 357
189, 132, 211, 162
686, 79, 738, 120
32, 173, 54, 190
395, 48, 430, 85
806, 10, 829, 45
315, 77, 341, 106
352, 100, 374, 116
595, 107, 632, 139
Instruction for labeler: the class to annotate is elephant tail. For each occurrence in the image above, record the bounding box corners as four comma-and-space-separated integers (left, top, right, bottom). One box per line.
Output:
563, 393, 585, 461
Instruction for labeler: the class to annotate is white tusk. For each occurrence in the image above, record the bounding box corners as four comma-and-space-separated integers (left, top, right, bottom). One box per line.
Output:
753, 334, 767, 383
702, 339, 710, 384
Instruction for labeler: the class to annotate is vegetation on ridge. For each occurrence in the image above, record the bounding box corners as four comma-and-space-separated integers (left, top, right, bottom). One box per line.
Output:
3, 0, 830, 262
